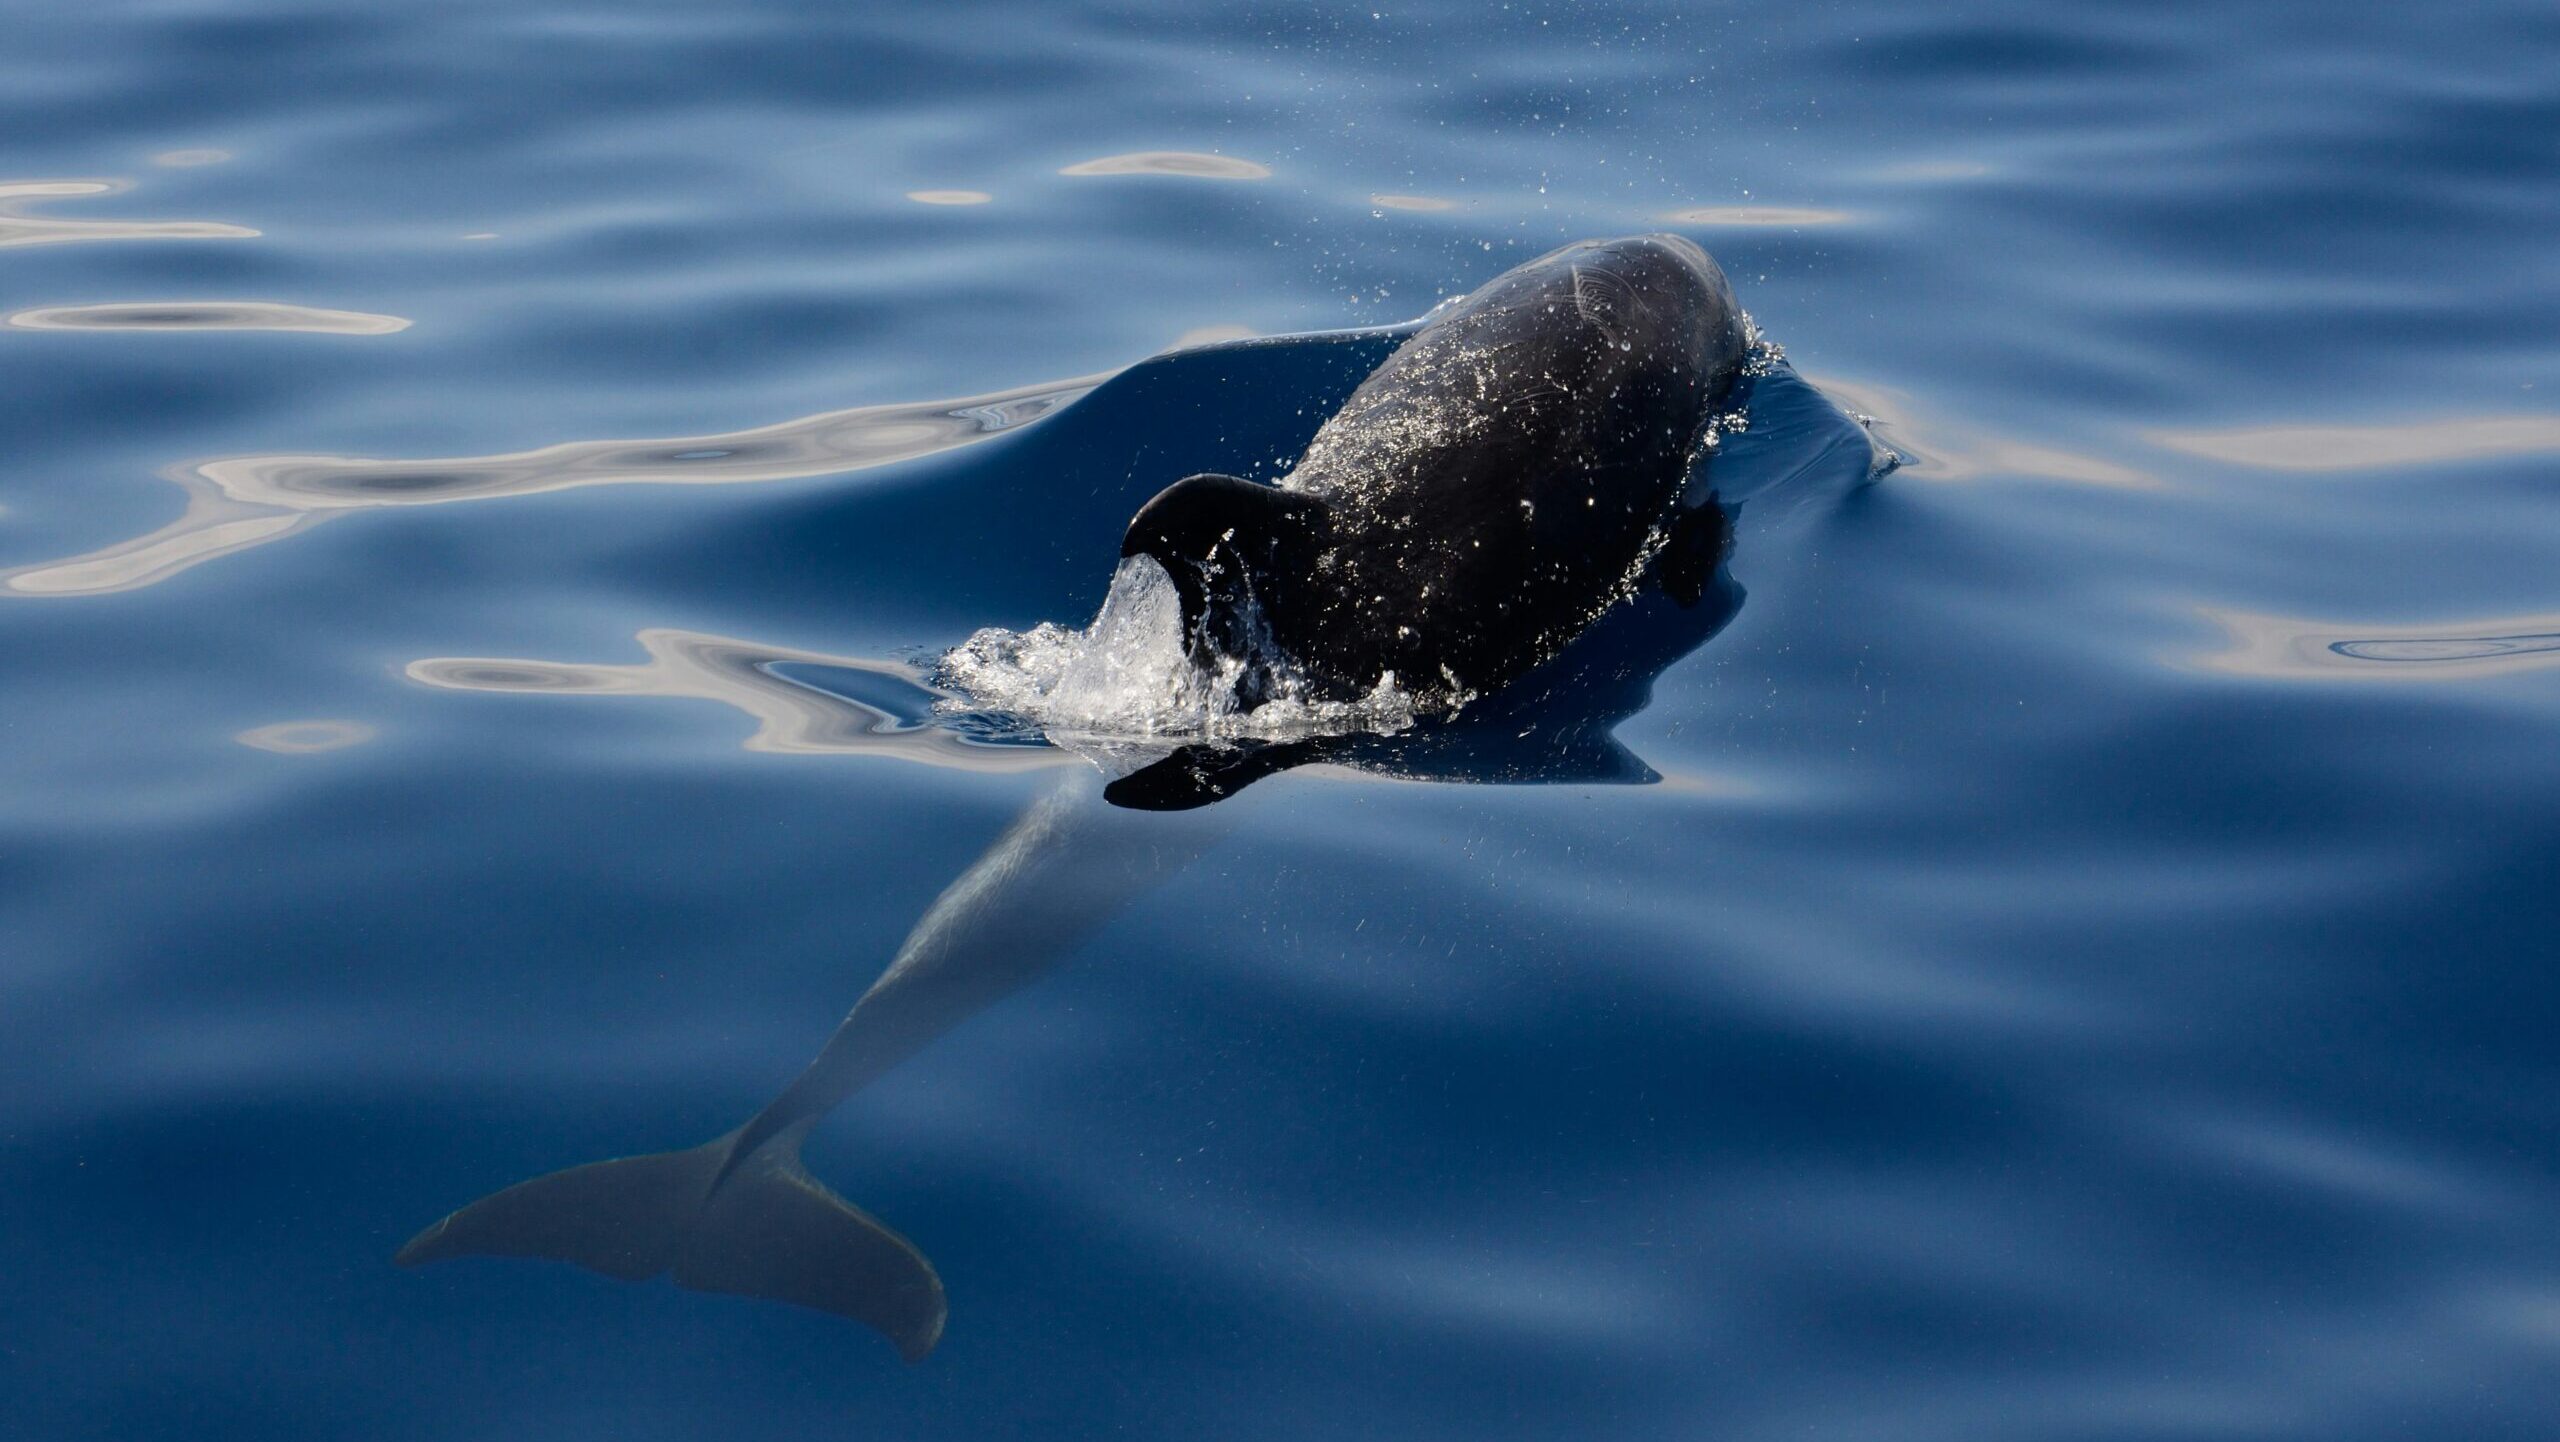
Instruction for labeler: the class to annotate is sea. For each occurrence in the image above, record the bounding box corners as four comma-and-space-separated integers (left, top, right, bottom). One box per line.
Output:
4, 2, 2558, 1438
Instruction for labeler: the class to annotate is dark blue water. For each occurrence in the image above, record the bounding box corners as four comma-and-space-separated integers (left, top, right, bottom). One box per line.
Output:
7, 2, 2560, 1437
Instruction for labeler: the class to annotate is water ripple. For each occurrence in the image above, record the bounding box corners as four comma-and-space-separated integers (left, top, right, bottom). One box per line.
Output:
1059, 151, 1272, 179
8, 301, 410, 334
2190, 606, 2560, 680
1370, 193, 1459, 212
1808, 372, 2153, 487
2, 370, 1105, 597
1659, 204, 1855, 227
0, 179, 257, 249
234, 719, 377, 753
2149, 415, 2560, 472
408, 628, 1067, 771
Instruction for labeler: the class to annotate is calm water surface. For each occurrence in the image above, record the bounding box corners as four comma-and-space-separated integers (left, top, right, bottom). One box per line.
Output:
5, 2, 2559, 1438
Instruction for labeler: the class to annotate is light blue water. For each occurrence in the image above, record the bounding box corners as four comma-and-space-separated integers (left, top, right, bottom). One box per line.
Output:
5, 3, 2559, 1438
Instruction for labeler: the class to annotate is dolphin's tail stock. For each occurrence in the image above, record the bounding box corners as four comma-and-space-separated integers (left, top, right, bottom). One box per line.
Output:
393, 1122, 946, 1361
395, 774, 1212, 1358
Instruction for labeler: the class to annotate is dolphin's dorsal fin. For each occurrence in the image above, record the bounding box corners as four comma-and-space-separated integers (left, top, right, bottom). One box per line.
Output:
1120, 473, 1331, 661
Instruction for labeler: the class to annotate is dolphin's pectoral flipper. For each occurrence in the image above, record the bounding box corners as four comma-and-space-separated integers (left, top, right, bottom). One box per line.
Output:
395, 1125, 946, 1361
1104, 735, 1333, 810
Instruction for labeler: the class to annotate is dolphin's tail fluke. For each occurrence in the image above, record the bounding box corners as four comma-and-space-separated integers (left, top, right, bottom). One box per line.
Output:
394, 1127, 947, 1361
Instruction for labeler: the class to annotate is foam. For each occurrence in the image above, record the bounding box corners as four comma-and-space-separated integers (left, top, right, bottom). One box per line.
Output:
938, 557, 1418, 744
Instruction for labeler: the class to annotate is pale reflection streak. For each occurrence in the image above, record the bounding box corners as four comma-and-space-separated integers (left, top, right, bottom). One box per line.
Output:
2191, 607, 2560, 681
2149, 416, 2560, 472
236, 719, 376, 753
1661, 204, 1854, 227
1867, 159, 1991, 181
0, 180, 258, 249
10, 301, 410, 334
1166, 323, 1257, 350
1059, 151, 1272, 180
409, 628, 1069, 772
3, 371, 1106, 597
1807, 373, 2156, 488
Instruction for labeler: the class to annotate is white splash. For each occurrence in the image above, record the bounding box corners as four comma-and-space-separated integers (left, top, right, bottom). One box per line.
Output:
938, 557, 1417, 743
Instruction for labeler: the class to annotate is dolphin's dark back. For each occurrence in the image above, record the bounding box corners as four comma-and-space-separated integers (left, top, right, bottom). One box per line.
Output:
1282, 235, 1746, 697
1123, 236, 1749, 706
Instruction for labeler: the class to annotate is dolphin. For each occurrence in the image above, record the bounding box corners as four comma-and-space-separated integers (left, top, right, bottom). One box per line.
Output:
1120, 234, 1749, 711
393, 238, 1806, 1359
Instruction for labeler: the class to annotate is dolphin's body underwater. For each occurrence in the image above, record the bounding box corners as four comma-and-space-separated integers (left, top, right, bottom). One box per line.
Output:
1121, 233, 1749, 710
397, 235, 1762, 1359
397, 780, 1221, 1360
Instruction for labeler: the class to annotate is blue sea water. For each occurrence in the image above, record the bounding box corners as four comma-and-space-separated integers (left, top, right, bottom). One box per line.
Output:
5, 1, 2560, 1437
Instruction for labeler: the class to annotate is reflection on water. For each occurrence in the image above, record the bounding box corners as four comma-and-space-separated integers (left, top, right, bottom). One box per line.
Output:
1660, 205, 1854, 227
1371, 193, 1459, 212
0, 179, 258, 249
192, 376, 1099, 509
8, 301, 411, 334
1811, 372, 2155, 488
234, 719, 377, 753
2148, 416, 2560, 472
2191, 606, 2560, 680
1, 481, 309, 598
1165, 323, 1257, 350
411, 629, 1069, 771
1059, 151, 1272, 179
1868, 159, 1992, 181
3, 371, 1106, 597
905, 189, 992, 206
148, 148, 233, 168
